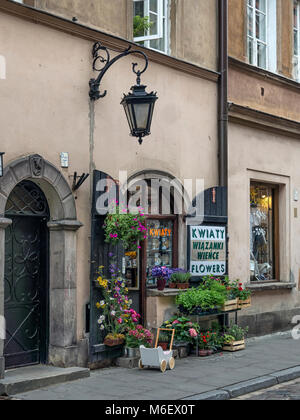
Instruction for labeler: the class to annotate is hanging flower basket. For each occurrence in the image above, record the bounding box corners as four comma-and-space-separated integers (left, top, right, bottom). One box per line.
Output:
103, 205, 147, 251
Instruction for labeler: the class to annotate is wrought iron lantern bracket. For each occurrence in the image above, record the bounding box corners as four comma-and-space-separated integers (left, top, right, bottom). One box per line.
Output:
89, 42, 149, 101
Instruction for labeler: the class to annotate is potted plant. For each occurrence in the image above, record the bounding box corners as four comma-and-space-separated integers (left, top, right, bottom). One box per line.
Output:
157, 331, 171, 350
222, 324, 249, 352
103, 204, 147, 251
151, 266, 172, 291
170, 270, 191, 289
124, 324, 153, 358
175, 286, 226, 315
161, 316, 198, 357
197, 332, 213, 357
95, 258, 139, 348
226, 279, 252, 309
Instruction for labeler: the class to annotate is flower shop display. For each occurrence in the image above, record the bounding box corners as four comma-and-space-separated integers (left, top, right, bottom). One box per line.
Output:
124, 325, 153, 358
169, 270, 191, 289
222, 324, 249, 352
175, 285, 227, 315
103, 204, 147, 251
222, 277, 252, 309
160, 316, 199, 357
95, 260, 139, 347
151, 266, 173, 291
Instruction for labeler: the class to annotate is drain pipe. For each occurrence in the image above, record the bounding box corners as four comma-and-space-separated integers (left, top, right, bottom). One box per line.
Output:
218, 0, 228, 188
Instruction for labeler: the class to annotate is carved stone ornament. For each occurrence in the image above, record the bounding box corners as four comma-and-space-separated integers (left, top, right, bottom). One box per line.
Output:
29, 155, 44, 178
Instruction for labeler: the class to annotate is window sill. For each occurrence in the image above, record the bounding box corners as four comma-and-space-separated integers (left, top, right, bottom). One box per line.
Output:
147, 289, 183, 297
246, 282, 296, 291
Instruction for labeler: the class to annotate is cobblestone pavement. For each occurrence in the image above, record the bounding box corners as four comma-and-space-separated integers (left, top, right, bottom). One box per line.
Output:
234, 378, 300, 400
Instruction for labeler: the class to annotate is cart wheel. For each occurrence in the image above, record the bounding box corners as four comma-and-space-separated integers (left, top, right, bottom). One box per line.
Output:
138, 359, 144, 369
169, 357, 175, 370
160, 360, 167, 373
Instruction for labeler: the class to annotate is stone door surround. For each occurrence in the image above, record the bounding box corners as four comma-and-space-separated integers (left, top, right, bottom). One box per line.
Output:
0, 155, 82, 379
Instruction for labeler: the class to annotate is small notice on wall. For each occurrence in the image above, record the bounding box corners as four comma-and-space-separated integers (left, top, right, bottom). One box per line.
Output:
189, 226, 226, 276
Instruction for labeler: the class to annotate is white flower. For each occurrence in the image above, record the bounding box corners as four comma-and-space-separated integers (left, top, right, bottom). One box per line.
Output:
100, 315, 105, 321
100, 300, 105, 306
100, 325, 105, 330
111, 310, 116, 316
97, 318, 103, 324
129, 299, 133, 305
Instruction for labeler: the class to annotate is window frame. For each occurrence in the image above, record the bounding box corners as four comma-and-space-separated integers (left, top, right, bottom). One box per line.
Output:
133, 0, 169, 54
293, 0, 300, 81
246, 0, 277, 72
249, 181, 280, 283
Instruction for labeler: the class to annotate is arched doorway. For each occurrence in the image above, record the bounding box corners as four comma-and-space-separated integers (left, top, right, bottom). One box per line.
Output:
4, 180, 50, 369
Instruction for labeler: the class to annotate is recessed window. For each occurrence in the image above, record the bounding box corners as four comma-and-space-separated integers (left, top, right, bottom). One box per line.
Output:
133, 0, 169, 54
293, 1, 300, 81
250, 182, 278, 282
247, 0, 277, 72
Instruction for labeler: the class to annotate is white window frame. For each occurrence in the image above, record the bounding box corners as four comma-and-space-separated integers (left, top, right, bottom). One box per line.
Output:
247, 0, 277, 73
293, 1, 300, 81
133, 0, 169, 54
133, 0, 163, 42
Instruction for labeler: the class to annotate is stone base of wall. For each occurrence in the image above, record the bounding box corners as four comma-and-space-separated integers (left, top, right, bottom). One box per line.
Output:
49, 345, 79, 368
238, 307, 300, 337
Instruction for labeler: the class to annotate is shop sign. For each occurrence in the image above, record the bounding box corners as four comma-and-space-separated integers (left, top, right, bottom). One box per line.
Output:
189, 226, 226, 276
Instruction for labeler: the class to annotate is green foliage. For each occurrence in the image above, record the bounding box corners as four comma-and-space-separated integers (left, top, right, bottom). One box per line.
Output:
170, 271, 192, 284
161, 316, 198, 344
175, 286, 226, 312
225, 324, 249, 341
133, 15, 153, 38
103, 205, 147, 250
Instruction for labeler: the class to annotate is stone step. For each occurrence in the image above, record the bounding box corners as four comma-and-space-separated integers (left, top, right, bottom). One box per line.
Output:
0, 365, 90, 396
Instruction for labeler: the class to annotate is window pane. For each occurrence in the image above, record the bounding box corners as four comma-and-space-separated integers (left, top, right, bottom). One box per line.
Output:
150, 0, 158, 13
247, 37, 254, 64
134, 1, 145, 18
256, 0, 266, 13
250, 183, 275, 281
257, 42, 267, 68
256, 11, 266, 42
149, 11, 158, 36
247, 6, 253, 37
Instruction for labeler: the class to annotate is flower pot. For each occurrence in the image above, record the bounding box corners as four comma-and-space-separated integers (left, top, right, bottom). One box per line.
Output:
173, 342, 190, 358
177, 283, 189, 290
169, 282, 177, 289
123, 347, 140, 358
157, 277, 166, 291
198, 349, 210, 357
104, 337, 124, 347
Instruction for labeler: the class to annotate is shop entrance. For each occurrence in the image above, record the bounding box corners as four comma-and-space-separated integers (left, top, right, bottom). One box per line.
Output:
4, 181, 49, 369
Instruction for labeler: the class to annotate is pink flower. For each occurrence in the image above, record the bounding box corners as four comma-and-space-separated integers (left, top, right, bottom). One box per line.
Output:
172, 320, 180, 325
189, 328, 198, 338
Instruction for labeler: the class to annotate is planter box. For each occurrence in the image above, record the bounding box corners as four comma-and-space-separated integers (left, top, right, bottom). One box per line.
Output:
221, 298, 238, 312
104, 337, 125, 347
222, 339, 245, 352
238, 297, 251, 309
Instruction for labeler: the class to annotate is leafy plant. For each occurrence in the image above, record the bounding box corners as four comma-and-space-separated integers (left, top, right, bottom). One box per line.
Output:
161, 316, 198, 344
175, 286, 226, 312
225, 324, 249, 341
103, 204, 147, 250
125, 325, 153, 348
170, 271, 191, 284
133, 15, 153, 38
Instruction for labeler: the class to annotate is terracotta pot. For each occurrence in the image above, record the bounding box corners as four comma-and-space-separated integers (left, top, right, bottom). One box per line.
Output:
169, 282, 177, 289
177, 283, 189, 289
198, 349, 209, 357
157, 277, 166, 291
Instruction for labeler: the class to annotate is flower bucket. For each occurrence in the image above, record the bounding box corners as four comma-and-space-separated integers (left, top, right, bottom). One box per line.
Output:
123, 347, 140, 358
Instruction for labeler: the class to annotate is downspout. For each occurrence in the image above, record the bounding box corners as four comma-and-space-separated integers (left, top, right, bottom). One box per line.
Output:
218, 0, 228, 188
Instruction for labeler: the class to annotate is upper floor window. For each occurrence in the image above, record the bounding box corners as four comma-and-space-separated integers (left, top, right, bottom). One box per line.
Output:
247, 0, 277, 72
133, 0, 169, 54
294, 1, 300, 81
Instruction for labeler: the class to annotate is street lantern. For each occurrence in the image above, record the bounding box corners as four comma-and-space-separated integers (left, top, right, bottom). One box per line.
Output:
121, 83, 158, 145
0, 153, 4, 177
89, 42, 158, 145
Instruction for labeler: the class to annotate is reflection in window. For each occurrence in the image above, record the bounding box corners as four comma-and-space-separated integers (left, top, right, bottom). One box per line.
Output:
250, 183, 275, 281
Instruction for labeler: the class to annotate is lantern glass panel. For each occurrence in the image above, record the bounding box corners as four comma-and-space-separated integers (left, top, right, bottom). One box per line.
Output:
133, 103, 151, 130
0, 155, 3, 177
124, 105, 134, 132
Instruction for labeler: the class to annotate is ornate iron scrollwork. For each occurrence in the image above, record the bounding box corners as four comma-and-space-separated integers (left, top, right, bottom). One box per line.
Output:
89, 42, 149, 101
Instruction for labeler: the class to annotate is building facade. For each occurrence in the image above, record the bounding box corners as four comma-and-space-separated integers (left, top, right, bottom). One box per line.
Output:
228, 0, 300, 335
0, 0, 220, 376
